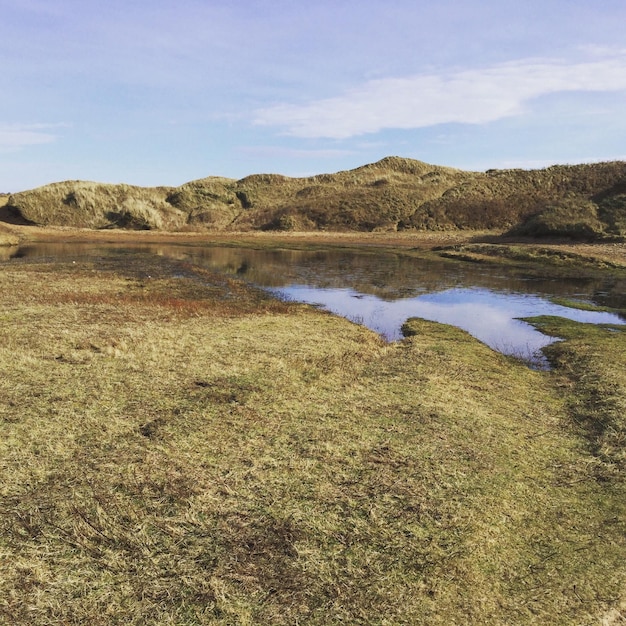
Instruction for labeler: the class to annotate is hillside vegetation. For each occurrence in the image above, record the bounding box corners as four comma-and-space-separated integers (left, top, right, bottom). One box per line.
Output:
4, 157, 626, 238
0, 195, 19, 246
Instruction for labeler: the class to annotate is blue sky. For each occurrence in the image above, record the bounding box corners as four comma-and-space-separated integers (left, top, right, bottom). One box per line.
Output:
1, 0, 626, 191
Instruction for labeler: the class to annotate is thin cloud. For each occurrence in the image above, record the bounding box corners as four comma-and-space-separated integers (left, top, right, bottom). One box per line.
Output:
255, 54, 626, 139
0, 124, 64, 150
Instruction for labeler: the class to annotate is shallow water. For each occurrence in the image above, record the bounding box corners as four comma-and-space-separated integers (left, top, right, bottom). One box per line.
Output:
8, 242, 625, 367
271, 285, 624, 367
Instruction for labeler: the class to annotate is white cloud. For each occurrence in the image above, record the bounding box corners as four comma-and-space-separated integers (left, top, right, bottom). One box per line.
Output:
0, 124, 63, 150
254, 54, 626, 139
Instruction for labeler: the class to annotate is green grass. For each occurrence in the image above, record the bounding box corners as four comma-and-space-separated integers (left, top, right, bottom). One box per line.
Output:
1, 254, 625, 624
527, 316, 626, 480
549, 297, 623, 313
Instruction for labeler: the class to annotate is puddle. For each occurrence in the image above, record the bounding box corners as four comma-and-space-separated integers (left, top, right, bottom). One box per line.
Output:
8, 241, 625, 367
272, 285, 625, 368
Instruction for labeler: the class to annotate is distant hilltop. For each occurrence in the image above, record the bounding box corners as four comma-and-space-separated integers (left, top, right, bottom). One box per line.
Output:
3, 157, 626, 239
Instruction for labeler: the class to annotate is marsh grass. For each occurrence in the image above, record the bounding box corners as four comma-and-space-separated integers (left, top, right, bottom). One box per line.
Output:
548, 297, 624, 314
1, 254, 625, 624
436, 243, 626, 272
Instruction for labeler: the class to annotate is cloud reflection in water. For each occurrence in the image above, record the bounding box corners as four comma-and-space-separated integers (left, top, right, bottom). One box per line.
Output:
273, 285, 625, 367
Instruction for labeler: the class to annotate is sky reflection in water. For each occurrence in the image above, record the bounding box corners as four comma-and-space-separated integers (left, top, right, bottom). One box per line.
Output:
272, 285, 625, 367
8, 242, 625, 368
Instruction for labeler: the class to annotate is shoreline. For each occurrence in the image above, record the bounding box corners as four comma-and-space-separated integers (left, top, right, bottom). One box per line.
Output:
2, 224, 626, 270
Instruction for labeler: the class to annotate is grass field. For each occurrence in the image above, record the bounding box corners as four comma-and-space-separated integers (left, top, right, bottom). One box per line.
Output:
1, 246, 625, 624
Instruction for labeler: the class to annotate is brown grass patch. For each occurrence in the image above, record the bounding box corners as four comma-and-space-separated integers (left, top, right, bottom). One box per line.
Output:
1, 254, 625, 624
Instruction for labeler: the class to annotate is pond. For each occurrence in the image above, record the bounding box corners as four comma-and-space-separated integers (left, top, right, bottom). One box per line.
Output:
6, 242, 626, 368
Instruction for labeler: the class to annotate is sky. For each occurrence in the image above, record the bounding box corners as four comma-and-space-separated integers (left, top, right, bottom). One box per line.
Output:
1, 0, 626, 192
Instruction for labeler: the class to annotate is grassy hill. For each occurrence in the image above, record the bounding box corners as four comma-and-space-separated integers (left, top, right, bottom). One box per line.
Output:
4, 157, 626, 238
0, 195, 19, 246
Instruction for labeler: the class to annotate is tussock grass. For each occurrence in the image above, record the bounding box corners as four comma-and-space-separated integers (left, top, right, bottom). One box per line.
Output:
1, 255, 625, 624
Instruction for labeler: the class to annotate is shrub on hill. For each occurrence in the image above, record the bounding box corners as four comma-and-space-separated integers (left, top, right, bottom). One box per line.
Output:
510, 198, 606, 240
597, 194, 626, 237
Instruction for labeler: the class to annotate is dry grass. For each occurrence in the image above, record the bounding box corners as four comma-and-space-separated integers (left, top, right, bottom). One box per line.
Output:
4, 181, 185, 230
0, 196, 18, 246
0, 232, 18, 247
1, 252, 625, 624
4, 157, 626, 236
0, 222, 19, 247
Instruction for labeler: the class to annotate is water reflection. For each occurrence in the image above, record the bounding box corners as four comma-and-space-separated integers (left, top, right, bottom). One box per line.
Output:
271, 285, 624, 368
8, 241, 625, 367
